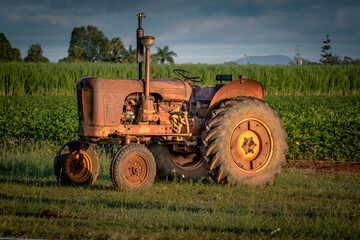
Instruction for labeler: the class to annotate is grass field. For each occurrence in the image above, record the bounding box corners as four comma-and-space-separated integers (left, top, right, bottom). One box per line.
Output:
0, 144, 359, 239
1, 63, 360, 96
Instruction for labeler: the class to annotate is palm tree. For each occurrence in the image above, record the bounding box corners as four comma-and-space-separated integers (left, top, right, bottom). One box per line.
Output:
155, 46, 177, 64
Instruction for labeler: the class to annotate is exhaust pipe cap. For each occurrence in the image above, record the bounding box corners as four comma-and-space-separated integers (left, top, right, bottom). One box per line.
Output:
143, 36, 155, 48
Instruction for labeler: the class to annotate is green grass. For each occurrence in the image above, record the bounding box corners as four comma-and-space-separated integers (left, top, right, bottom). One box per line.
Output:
0, 144, 359, 239
1, 62, 360, 96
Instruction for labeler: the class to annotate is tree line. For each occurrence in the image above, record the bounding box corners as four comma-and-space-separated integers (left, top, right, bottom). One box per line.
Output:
1, 29, 359, 65
0, 33, 49, 63
0, 25, 177, 64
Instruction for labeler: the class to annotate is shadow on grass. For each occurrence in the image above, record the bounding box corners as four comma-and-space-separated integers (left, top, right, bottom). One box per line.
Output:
0, 176, 58, 187
90, 174, 214, 190
0, 189, 219, 215
0, 177, 226, 217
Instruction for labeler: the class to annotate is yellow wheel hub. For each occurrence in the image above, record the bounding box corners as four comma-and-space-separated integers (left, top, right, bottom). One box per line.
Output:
66, 151, 92, 183
237, 130, 260, 161
230, 118, 273, 173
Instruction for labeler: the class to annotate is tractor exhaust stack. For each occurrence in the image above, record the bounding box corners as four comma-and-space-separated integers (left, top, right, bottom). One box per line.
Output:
142, 35, 155, 122
143, 36, 155, 99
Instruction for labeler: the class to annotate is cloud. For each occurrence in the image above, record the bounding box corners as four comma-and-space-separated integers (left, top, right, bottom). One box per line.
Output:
334, 6, 360, 31
1, 0, 359, 63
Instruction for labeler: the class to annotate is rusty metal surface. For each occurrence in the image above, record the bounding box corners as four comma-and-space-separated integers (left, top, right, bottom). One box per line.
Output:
77, 77, 191, 130
209, 79, 264, 107
122, 152, 149, 186
77, 77, 264, 142
80, 124, 171, 137
143, 36, 155, 100
201, 79, 264, 121
141, 99, 156, 122
157, 101, 182, 125
77, 77, 191, 102
79, 123, 193, 139
149, 78, 191, 101
194, 79, 263, 102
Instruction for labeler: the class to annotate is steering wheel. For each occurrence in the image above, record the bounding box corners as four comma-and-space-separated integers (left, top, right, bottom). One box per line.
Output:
173, 69, 203, 83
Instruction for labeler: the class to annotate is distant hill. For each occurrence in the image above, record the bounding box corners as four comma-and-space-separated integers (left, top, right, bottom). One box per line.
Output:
235, 55, 293, 65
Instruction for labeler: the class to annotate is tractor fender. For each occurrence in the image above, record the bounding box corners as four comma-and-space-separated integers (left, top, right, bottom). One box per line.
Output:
205, 79, 264, 120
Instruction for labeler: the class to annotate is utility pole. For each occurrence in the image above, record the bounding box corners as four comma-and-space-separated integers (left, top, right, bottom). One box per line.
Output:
296, 44, 302, 65
244, 54, 247, 65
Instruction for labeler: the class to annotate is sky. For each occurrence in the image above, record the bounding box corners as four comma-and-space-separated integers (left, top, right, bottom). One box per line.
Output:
1, 0, 359, 63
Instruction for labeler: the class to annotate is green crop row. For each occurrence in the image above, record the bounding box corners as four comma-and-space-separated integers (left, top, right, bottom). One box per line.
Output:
0, 96, 78, 144
267, 96, 360, 161
1, 95, 359, 161
1, 62, 360, 96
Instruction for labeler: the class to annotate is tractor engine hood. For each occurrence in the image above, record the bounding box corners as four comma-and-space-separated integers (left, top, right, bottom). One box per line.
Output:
77, 77, 191, 101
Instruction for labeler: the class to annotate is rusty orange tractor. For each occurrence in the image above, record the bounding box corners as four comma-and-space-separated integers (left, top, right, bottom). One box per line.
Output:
54, 13, 288, 191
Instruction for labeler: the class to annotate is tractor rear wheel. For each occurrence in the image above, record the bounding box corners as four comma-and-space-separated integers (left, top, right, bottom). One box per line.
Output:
54, 140, 99, 186
148, 143, 208, 181
110, 144, 156, 191
201, 97, 288, 186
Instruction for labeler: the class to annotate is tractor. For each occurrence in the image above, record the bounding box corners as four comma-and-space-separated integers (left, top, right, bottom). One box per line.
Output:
54, 13, 288, 191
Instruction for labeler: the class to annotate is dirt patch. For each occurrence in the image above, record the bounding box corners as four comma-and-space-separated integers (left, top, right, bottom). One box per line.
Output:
283, 161, 360, 174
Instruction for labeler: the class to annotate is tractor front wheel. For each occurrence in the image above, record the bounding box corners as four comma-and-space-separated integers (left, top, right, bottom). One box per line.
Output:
110, 144, 156, 191
54, 140, 99, 186
201, 97, 288, 186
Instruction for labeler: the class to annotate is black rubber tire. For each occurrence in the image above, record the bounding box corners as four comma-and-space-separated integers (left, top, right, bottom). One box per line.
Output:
148, 142, 208, 181
54, 140, 99, 186
201, 97, 288, 186
110, 144, 156, 191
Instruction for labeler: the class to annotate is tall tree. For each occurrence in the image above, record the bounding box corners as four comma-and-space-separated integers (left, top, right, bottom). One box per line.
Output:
320, 34, 333, 64
155, 46, 177, 64
24, 43, 49, 63
110, 37, 125, 62
0, 32, 22, 62
67, 25, 111, 62
68, 26, 86, 62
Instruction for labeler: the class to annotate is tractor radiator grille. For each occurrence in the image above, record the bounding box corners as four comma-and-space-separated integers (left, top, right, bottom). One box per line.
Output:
77, 88, 93, 126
